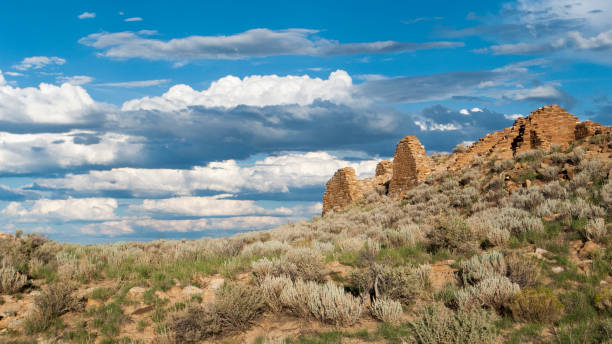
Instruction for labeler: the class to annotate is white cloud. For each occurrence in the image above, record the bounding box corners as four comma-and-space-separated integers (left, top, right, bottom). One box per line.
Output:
131, 194, 293, 217
0, 70, 5, 86
459, 109, 470, 115
504, 113, 523, 120
80, 216, 287, 235
503, 85, 563, 101
78, 28, 463, 62
2, 198, 118, 221
470, 107, 483, 112
14, 56, 66, 71
57, 75, 94, 85
124, 17, 142, 22
414, 120, 460, 131
0, 80, 102, 123
122, 70, 355, 111
35, 151, 381, 197
488, 29, 612, 55
97, 79, 170, 88
78, 12, 96, 19
4, 72, 23, 77
0, 131, 143, 173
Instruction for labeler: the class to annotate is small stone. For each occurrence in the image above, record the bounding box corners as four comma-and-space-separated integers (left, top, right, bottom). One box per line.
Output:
182, 286, 203, 296
127, 286, 147, 298
524, 179, 532, 188
580, 241, 601, 258
551, 266, 564, 273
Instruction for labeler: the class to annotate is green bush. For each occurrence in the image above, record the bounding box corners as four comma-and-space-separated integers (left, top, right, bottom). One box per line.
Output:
430, 216, 478, 254
509, 287, 562, 323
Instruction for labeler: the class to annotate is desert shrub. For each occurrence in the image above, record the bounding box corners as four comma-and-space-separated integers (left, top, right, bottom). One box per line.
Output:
375, 264, 431, 305
455, 276, 519, 311
370, 296, 403, 324
582, 218, 607, 242
492, 159, 514, 173
25, 282, 82, 333
450, 186, 478, 208
594, 287, 612, 314
280, 279, 363, 325
567, 147, 585, 165
260, 275, 292, 313
508, 187, 544, 211
484, 176, 505, 192
541, 181, 568, 199
540, 165, 560, 181
460, 251, 506, 286
240, 240, 290, 257
508, 287, 562, 323
550, 151, 567, 165
505, 253, 539, 288
0, 262, 27, 293
569, 171, 591, 191
561, 198, 606, 220
601, 181, 612, 211
486, 227, 510, 246
430, 216, 478, 254
213, 283, 265, 330
171, 282, 265, 342
251, 247, 325, 283
515, 149, 545, 163
385, 224, 425, 248
470, 207, 543, 237
459, 168, 479, 186
409, 304, 497, 344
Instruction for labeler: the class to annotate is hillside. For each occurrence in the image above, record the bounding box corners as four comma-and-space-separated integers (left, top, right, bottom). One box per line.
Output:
1, 105, 611, 344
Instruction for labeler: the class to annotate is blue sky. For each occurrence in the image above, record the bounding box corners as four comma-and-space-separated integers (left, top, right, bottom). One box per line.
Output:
0, 0, 610, 243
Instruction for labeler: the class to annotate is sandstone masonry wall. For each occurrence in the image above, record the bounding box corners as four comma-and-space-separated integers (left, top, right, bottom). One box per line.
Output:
388, 136, 431, 198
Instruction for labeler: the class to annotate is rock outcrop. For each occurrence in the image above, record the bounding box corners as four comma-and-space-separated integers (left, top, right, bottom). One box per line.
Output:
322, 104, 609, 215
388, 136, 432, 198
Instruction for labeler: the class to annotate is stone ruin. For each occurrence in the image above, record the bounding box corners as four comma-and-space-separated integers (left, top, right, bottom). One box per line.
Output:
322, 136, 431, 215
321, 104, 610, 216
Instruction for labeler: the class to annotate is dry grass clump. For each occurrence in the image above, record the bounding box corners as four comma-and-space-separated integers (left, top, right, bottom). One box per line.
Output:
505, 253, 539, 288
460, 251, 506, 286
508, 187, 545, 211
24, 282, 82, 333
582, 218, 607, 242
541, 181, 568, 199
594, 286, 612, 314
385, 224, 426, 248
508, 287, 562, 323
240, 240, 290, 257
568, 147, 586, 165
260, 275, 292, 313
280, 279, 363, 325
0, 262, 27, 293
492, 159, 514, 173
370, 296, 403, 324
170, 283, 265, 343
540, 165, 561, 181
409, 304, 497, 344
515, 149, 545, 163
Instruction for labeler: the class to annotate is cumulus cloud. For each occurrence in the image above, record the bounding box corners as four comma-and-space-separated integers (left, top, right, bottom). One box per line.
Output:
0, 71, 5, 86
0, 80, 100, 123
131, 194, 295, 217
80, 216, 287, 235
1, 197, 118, 221
122, 70, 355, 111
77, 12, 96, 19
34, 151, 381, 197
0, 131, 143, 174
78, 28, 463, 62
14, 56, 66, 71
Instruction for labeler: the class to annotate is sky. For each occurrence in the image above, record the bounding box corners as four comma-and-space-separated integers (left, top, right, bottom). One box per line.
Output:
0, 0, 610, 243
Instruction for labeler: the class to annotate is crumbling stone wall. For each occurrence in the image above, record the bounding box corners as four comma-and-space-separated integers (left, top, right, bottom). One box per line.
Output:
388, 136, 431, 198
322, 160, 393, 215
